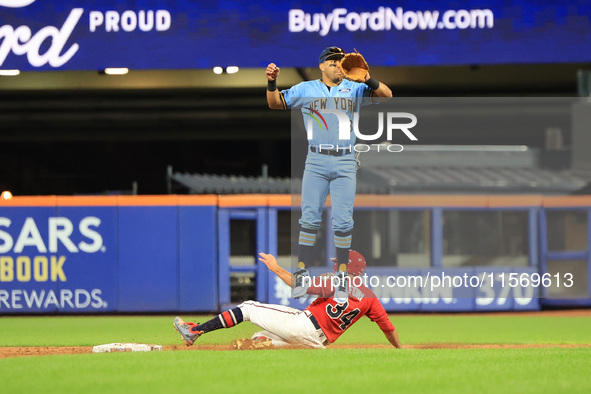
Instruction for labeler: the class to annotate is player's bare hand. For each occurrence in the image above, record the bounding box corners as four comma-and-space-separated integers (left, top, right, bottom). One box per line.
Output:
266, 63, 280, 81
364, 71, 371, 82
259, 252, 280, 272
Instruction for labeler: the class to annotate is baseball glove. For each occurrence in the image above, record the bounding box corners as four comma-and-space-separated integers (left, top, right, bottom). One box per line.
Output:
340, 49, 369, 82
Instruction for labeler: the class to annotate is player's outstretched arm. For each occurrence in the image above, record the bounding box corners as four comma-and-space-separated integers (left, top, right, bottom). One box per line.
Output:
259, 252, 294, 287
266, 63, 284, 109
364, 71, 392, 98
384, 329, 403, 348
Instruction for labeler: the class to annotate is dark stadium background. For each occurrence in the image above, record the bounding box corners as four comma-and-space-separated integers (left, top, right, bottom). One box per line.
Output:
0, 62, 587, 196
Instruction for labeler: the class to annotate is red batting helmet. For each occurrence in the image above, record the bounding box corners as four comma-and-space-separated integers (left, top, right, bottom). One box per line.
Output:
332, 250, 366, 276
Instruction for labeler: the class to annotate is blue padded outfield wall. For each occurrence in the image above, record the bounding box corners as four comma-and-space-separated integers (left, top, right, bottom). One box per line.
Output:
1, 194, 590, 314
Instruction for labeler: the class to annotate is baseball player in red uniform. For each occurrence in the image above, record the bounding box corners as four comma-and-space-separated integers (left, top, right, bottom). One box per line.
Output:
173, 250, 402, 349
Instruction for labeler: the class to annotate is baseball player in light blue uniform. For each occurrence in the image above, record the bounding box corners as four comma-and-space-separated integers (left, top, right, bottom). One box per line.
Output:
266, 47, 392, 303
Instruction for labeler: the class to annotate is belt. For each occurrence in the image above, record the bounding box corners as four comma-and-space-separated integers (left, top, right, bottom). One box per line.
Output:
309, 314, 321, 330
305, 311, 329, 346
310, 146, 351, 156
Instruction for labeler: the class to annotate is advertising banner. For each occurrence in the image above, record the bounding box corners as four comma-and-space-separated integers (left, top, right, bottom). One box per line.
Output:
1, 1, 590, 71
0, 197, 220, 314
0, 206, 116, 313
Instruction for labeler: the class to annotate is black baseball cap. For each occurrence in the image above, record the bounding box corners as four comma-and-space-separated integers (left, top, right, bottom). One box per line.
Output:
319, 46, 345, 64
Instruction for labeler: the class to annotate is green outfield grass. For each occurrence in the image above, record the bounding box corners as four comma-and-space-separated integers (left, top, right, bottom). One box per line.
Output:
1, 314, 591, 393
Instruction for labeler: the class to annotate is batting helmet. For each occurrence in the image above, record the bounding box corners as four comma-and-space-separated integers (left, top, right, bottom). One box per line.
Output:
332, 250, 366, 276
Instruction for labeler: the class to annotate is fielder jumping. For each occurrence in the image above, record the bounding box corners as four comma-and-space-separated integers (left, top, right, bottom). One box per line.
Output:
265, 46, 392, 303
173, 250, 402, 350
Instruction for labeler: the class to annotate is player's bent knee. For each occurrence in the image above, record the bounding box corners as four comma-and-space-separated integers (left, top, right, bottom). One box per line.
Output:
237, 300, 260, 321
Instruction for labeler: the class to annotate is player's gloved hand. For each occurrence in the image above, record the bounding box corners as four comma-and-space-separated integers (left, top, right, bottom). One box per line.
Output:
340, 50, 369, 82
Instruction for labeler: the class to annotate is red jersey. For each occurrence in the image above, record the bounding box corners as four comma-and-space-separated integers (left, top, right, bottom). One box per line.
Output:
305, 275, 395, 343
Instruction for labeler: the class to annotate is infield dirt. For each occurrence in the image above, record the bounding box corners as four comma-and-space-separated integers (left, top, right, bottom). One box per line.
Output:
1, 343, 591, 359
2, 309, 589, 359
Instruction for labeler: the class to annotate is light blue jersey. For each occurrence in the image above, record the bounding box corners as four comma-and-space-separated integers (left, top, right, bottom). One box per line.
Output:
280, 79, 372, 149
